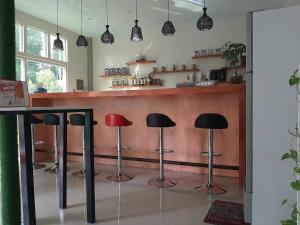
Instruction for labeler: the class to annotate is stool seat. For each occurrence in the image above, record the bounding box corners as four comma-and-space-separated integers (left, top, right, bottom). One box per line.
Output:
195, 113, 228, 129
70, 114, 98, 126
44, 114, 69, 125
146, 113, 176, 128
31, 115, 43, 124
105, 114, 132, 127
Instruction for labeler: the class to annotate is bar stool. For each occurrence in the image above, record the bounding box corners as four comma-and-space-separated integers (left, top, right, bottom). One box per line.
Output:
194, 113, 228, 195
69, 114, 98, 178
147, 113, 177, 188
30, 115, 46, 170
44, 114, 68, 174
105, 114, 133, 182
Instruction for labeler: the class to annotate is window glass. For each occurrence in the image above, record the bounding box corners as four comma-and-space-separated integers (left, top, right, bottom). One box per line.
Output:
50, 34, 67, 61
16, 58, 22, 81
26, 60, 66, 93
15, 23, 23, 52
27, 26, 47, 57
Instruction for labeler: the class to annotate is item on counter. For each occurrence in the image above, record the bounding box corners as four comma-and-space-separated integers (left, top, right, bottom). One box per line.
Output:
152, 67, 157, 73
132, 76, 137, 85
182, 65, 186, 70
209, 70, 219, 81
209, 69, 227, 82
230, 75, 243, 84
147, 75, 152, 85
201, 49, 207, 56
161, 66, 166, 72
109, 68, 116, 75
218, 69, 227, 82
208, 49, 213, 55
122, 67, 129, 75
136, 55, 146, 62
172, 64, 176, 71
215, 48, 221, 54
104, 68, 110, 76
195, 50, 200, 56
192, 64, 197, 70
116, 68, 122, 74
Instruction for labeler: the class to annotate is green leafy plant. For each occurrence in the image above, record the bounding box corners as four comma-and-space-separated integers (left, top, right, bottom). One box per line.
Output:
281, 69, 300, 225
221, 42, 246, 74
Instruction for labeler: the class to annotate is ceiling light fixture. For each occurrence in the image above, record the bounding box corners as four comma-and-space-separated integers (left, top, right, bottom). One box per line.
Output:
53, 0, 64, 51
101, 0, 115, 44
130, 0, 143, 42
76, 0, 88, 47
161, 0, 176, 36
197, 0, 213, 31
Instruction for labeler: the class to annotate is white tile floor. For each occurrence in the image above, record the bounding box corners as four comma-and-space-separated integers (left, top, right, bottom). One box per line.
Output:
3, 162, 244, 225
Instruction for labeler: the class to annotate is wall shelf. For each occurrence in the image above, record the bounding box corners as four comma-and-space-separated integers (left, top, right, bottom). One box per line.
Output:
151, 69, 199, 75
192, 54, 224, 60
110, 84, 161, 89
100, 74, 129, 78
126, 60, 157, 66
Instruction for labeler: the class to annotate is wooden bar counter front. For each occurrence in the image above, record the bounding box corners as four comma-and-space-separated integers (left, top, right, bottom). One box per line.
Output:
31, 83, 246, 185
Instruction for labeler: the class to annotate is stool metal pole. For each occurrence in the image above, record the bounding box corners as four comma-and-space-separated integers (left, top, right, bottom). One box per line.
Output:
117, 126, 122, 177
107, 126, 133, 182
31, 124, 46, 170
159, 127, 164, 181
45, 125, 59, 173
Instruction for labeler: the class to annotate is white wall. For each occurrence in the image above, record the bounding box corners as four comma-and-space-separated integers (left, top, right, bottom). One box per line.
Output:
252, 6, 300, 225
16, 11, 88, 91
93, 16, 246, 91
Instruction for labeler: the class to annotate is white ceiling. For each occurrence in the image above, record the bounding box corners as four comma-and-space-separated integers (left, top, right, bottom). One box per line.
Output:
15, 0, 300, 37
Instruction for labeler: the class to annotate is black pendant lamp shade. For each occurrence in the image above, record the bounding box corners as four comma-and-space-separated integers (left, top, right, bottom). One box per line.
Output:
197, 0, 213, 31
130, 0, 143, 42
53, 0, 64, 51
161, 0, 175, 36
101, 0, 115, 44
76, 0, 88, 47
101, 25, 115, 44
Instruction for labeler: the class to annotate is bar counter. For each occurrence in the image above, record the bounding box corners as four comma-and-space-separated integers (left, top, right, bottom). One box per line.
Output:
30, 83, 246, 185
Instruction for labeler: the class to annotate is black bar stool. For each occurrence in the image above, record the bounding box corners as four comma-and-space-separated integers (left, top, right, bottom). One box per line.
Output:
194, 113, 228, 195
30, 115, 46, 170
146, 113, 177, 188
69, 114, 98, 178
43, 114, 69, 174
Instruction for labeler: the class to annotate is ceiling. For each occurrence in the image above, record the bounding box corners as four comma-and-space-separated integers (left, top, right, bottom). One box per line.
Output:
15, 0, 300, 37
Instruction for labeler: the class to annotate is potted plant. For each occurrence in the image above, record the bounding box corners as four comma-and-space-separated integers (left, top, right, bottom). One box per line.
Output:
281, 69, 300, 225
221, 42, 246, 84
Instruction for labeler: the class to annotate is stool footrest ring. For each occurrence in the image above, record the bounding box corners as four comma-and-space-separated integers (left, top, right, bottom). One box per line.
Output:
107, 173, 134, 182
72, 170, 99, 178
155, 149, 175, 153
200, 152, 222, 157
114, 146, 132, 151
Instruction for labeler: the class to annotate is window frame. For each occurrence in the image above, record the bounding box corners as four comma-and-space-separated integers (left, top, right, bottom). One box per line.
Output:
15, 21, 68, 92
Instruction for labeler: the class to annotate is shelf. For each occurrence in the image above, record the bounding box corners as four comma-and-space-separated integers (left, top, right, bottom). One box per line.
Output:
192, 54, 224, 60
126, 60, 157, 66
110, 84, 161, 89
224, 65, 246, 70
151, 69, 199, 75
100, 74, 129, 78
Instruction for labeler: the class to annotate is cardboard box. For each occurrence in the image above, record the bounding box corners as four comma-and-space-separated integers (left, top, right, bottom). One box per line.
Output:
0, 80, 29, 107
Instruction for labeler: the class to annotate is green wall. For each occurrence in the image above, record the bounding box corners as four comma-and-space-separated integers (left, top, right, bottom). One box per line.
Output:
0, 0, 22, 224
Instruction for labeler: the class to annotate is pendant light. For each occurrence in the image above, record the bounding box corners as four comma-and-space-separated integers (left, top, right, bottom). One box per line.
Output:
101, 0, 115, 44
76, 0, 88, 47
130, 0, 143, 42
161, 0, 175, 36
197, 0, 213, 31
53, 0, 64, 51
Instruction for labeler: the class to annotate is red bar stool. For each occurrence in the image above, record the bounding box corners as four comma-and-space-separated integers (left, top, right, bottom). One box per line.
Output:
105, 114, 134, 182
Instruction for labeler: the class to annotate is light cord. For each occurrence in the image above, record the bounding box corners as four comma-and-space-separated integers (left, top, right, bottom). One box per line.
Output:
57, 0, 59, 33
80, 0, 83, 34
168, 0, 170, 21
135, 0, 137, 20
106, 0, 109, 25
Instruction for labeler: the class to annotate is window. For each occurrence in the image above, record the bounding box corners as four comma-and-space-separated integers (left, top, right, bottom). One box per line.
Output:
26, 26, 47, 57
16, 23, 68, 93
15, 23, 24, 52
26, 60, 66, 93
50, 34, 67, 62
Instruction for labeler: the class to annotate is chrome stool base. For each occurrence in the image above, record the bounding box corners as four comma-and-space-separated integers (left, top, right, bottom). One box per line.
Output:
32, 163, 47, 170
107, 174, 134, 182
72, 170, 99, 178
194, 182, 227, 195
148, 177, 177, 188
